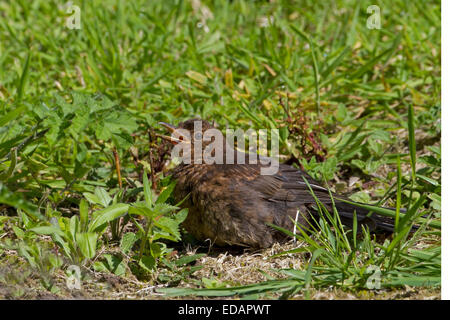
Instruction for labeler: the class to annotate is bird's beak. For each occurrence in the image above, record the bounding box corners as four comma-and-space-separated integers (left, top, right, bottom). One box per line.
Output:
157, 122, 190, 145
159, 122, 177, 133
155, 133, 185, 144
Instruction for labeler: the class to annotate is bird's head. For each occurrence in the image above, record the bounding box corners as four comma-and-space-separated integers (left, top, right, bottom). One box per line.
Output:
157, 118, 280, 174
157, 118, 215, 145
157, 118, 224, 164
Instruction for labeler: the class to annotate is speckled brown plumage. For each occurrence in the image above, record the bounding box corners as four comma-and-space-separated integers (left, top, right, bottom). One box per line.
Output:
159, 119, 396, 248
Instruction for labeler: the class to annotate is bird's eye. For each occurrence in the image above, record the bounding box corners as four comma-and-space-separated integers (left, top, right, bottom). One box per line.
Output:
194, 132, 202, 140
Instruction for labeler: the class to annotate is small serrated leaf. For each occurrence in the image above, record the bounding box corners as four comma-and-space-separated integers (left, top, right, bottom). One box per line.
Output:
120, 232, 138, 254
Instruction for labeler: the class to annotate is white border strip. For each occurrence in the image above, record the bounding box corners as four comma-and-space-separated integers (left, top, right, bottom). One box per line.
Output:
441, 0, 448, 301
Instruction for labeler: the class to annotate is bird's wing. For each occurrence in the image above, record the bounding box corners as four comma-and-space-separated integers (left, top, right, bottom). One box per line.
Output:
233, 163, 394, 232
239, 163, 335, 205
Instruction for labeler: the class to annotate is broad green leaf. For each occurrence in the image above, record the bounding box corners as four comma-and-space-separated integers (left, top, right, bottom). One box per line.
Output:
79, 199, 89, 232
128, 203, 155, 218
83, 192, 102, 206
76, 232, 98, 259
29, 225, 64, 237
94, 187, 112, 207
89, 203, 129, 233
69, 215, 79, 241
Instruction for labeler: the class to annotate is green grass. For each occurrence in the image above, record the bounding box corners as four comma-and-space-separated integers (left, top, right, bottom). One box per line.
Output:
0, 0, 441, 299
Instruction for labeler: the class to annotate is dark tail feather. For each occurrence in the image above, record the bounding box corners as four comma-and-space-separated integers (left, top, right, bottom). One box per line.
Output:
333, 202, 418, 233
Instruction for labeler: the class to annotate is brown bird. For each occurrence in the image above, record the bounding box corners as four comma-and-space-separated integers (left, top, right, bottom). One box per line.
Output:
158, 119, 398, 248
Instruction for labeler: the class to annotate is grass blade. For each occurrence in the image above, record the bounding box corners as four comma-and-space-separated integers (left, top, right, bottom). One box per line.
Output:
408, 104, 417, 181
17, 51, 31, 101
